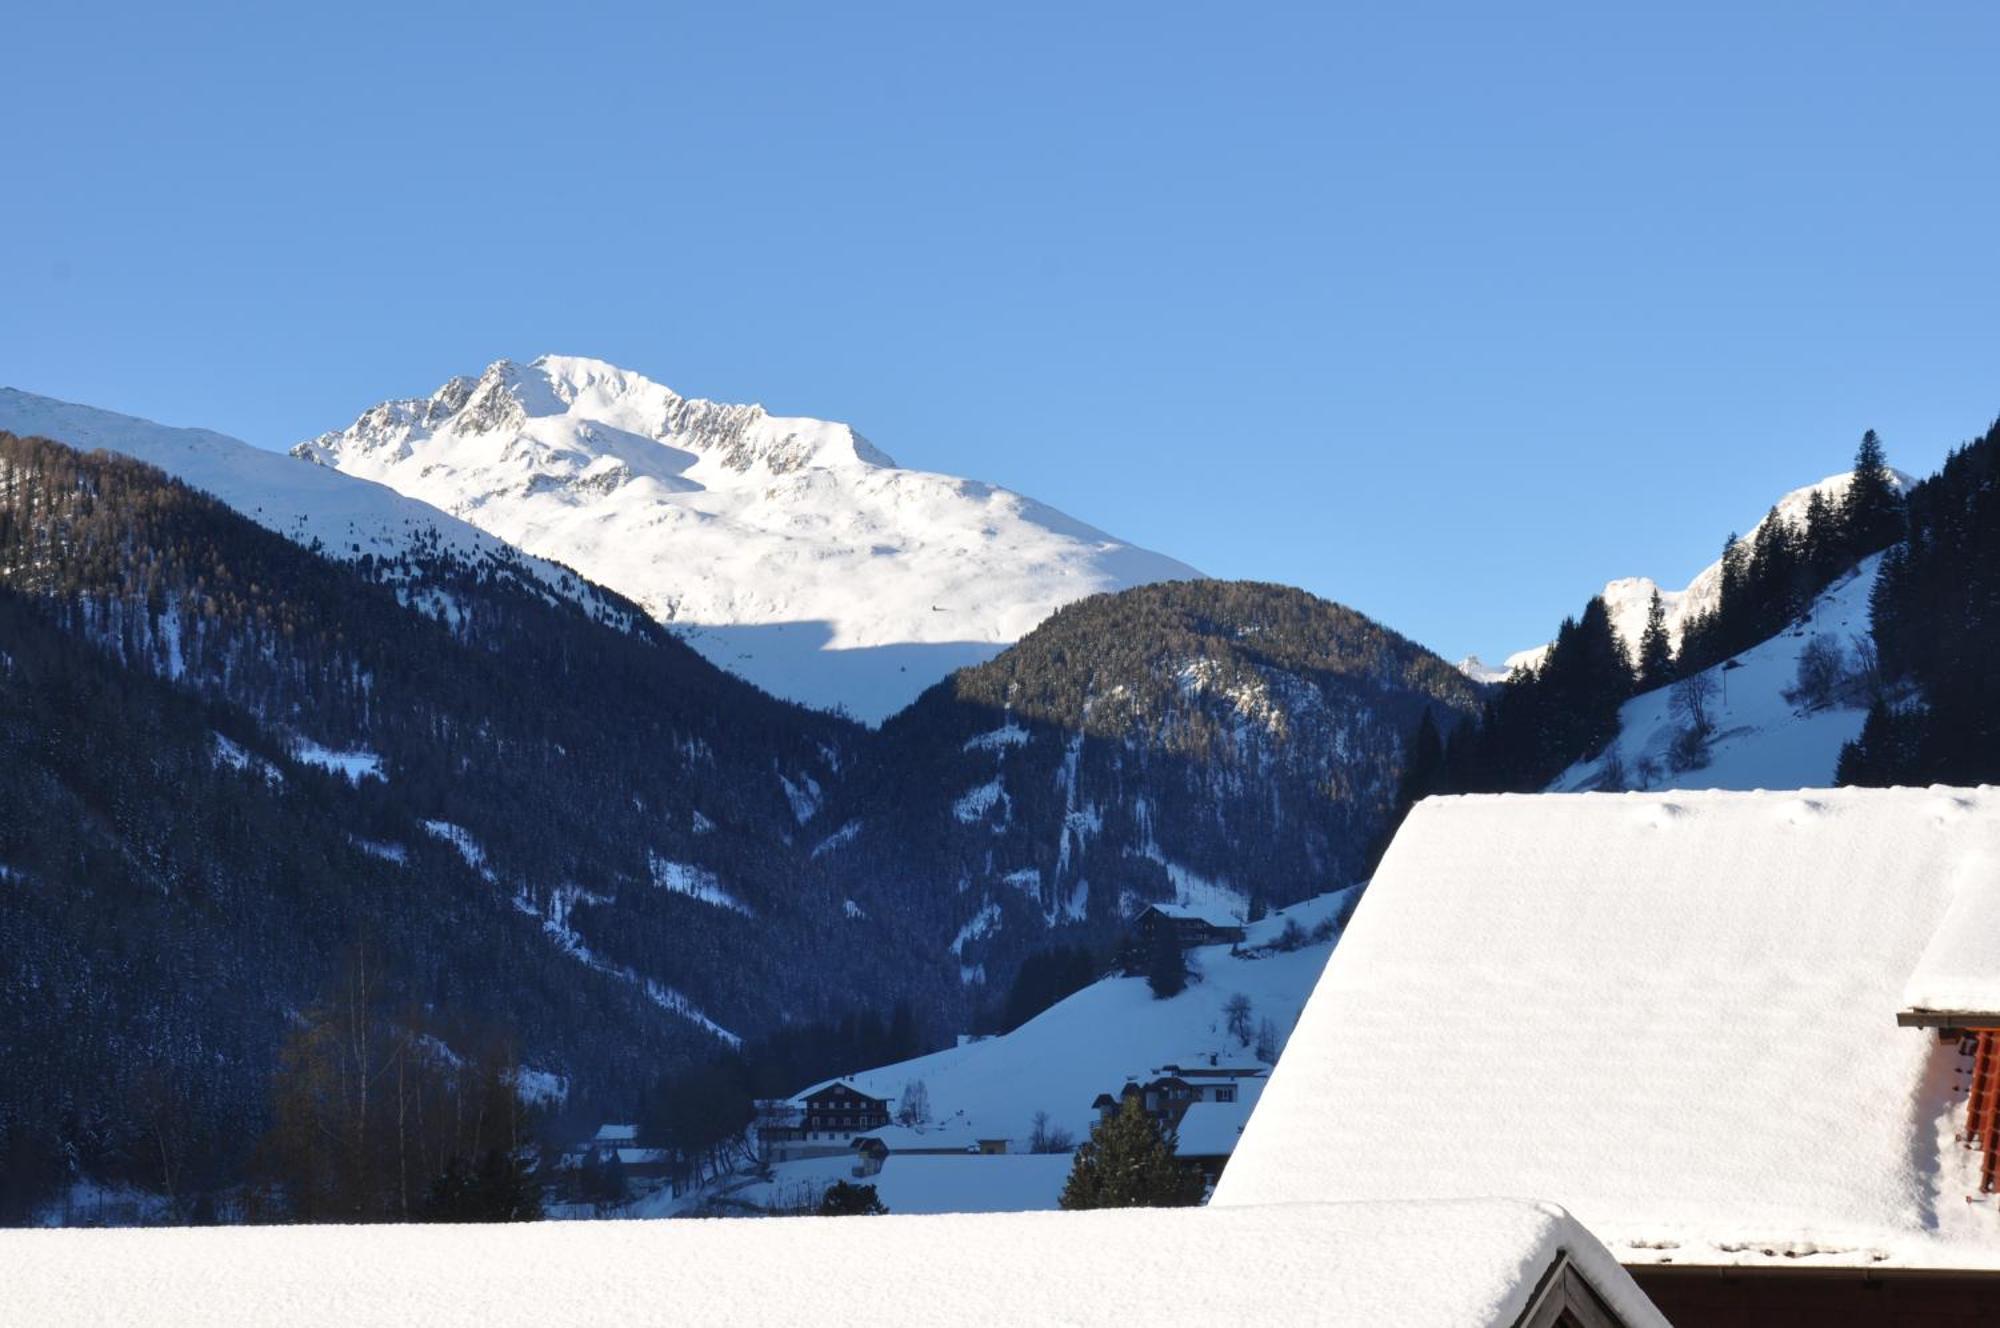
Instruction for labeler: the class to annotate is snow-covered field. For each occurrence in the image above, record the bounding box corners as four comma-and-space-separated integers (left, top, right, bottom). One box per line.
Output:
705, 1152, 1075, 1218
1551, 554, 1881, 793
292, 356, 1201, 720
786, 889, 1354, 1151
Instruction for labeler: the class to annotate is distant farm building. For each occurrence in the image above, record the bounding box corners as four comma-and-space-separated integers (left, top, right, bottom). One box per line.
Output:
763, 1081, 894, 1161
1091, 1063, 1266, 1132
1119, 904, 1246, 970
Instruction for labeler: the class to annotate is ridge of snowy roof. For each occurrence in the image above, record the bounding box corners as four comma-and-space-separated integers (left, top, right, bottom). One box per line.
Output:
789, 1077, 894, 1105
1216, 786, 2000, 1270
2, 1198, 1668, 1328
1144, 902, 1240, 925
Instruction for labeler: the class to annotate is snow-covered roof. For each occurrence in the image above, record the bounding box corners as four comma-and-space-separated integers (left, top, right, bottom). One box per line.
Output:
589, 1124, 638, 1144
790, 1077, 893, 1106
1173, 1099, 1254, 1156
853, 1123, 987, 1152
4, 1198, 1666, 1327
1902, 862, 2000, 1022
1144, 902, 1241, 927
1216, 787, 2000, 1269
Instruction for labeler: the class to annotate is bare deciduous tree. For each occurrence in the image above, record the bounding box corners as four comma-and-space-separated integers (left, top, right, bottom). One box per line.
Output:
1670, 673, 1718, 735
1786, 635, 1849, 711
1254, 1016, 1280, 1064
1224, 993, 1254, 1047
1028, 1109, 1075, 1154
894, 1079, 931, 1127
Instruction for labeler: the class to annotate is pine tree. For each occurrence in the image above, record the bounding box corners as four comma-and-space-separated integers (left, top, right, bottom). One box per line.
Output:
1802, 488, 1842, 590
1715, 533, 1749, 656
1840, 429, 1904, 558
1635, 589, 1674, 692
1747, 506, 1801, 637
1144, 926, 1190, 1000
1059, 1096, 1205, 1210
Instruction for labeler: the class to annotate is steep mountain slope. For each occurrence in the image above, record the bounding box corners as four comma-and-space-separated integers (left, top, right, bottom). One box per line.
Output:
1480, 467, 1914, 677
1549, 554, 1883, 792
0, 430, 971, 1216
0, 582, 685, 1217
291, 356, 1201, 720
813, 581, 1482, 998
1843, 417, 2000, 788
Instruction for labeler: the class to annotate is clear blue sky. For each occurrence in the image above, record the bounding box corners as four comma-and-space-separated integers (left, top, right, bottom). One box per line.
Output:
5, 2, 1996, 662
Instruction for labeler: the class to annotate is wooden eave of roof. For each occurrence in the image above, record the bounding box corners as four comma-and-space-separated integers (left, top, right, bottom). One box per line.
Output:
1511, 1250, 1633, 1328
1629, 1264, 2000, 1282
1898, 1008, 2000, 1030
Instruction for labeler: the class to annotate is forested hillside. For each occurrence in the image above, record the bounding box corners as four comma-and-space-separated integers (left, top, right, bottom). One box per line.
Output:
0, 432, 959, 1220
1841, 417, 2000, 785
814, 581, 1483, 1017
0, 433, 1471, 1219
1422, 432, 1912, 802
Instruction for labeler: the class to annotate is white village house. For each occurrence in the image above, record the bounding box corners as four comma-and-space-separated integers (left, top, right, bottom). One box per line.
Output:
1217, 786, 2000, 1324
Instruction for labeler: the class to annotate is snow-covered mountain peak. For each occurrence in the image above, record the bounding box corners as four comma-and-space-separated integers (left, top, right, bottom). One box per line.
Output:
300, 354, 894, 484
293, 356, 1199, 720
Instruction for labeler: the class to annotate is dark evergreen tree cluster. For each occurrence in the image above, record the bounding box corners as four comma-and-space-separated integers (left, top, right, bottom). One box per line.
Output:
989, 944, 1101, 1034
1839, 418, 2000, 785
730, 1003, 926, 1104
0, 431, 961, 1221
634, 1056, 758, 1193
1424, 594, 1632, 795
1677, 431, 1905, 675
816, 1180, 888, 1216
820, 580, 1483, 998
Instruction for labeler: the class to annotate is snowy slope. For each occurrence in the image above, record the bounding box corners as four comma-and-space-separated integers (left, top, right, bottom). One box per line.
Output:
790, 890, 1350, 1153
0, 388, 619, 622
1484, 467, 1914, 677
625, 890, 1350, 1219
1550, 554, 1883, 792
292, 356, 1202, 721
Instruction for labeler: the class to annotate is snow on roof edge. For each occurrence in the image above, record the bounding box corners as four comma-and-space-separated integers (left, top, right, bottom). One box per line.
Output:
0, 1199, 1670, 1328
